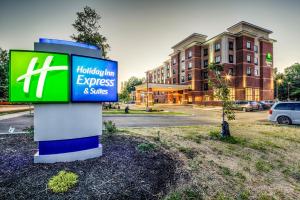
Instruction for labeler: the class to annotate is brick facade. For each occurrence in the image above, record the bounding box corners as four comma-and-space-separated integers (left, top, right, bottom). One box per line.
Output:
143, 21, 275, 104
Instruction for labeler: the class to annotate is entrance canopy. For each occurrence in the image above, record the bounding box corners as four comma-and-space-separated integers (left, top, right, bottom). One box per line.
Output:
135, 83, 191, 92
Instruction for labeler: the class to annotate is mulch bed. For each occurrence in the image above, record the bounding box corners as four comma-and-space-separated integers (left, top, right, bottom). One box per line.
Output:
0, 134, 184, 200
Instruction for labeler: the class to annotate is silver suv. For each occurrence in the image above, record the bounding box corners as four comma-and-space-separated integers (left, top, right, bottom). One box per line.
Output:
268, 102, 300, 125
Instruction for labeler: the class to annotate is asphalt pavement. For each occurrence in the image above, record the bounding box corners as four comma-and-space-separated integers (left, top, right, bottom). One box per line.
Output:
0, 113, 215, 134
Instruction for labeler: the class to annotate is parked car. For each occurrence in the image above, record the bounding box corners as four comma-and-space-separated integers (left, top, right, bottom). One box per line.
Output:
260, 100, 275, 108
233, 101, 260, 112
258, 101, 271, 110
268, 102, 300, 125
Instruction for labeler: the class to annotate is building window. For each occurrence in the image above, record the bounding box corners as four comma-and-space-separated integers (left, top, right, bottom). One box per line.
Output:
215, 43, 221, 52
173, 58, 176, 65
173, 78, 176, 84
245, 88, 252, 101
181, 56, 185, 62
245, 88, 253, 101
254, 57, 258, 65
204, 48, 208, 56
254, 68, 259, 76
246, 41, 251, 49
247, 55, 251, 63
188, 50, 192, 58
172, 69, 176, 74
188, 62, 192, 69
215, 56, 221, 64
254, 88, 260, 101
203, 71, 208, 79
181, 76, 185, 82
228, 68, 234, 75
204, 95, 210, 101
229, 55, 234, 63
247, 67, 251, 76
204, 60, 209, 68
188, 74, 192, 80
181, 66, 185, 72
254, 45, 258, 53
229, 41, 234, 50
204, 83, 209, 91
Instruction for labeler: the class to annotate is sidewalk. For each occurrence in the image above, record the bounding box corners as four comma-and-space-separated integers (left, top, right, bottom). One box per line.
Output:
0, 111, 32, 121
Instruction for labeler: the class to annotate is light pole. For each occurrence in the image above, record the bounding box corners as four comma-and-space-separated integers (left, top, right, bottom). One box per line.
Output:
276, 79, 283, 101
287, 82, 291, 101
146, 75, 149, 110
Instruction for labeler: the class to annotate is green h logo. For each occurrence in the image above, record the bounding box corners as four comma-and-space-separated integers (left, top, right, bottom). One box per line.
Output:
9, 51, 69, 102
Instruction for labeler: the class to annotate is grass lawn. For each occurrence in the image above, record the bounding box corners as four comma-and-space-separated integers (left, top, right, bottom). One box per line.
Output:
121, 120, 300, 199
103, 109, 186, 115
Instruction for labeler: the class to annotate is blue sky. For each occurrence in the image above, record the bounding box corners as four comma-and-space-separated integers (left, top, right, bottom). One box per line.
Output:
1, 0, 300, 86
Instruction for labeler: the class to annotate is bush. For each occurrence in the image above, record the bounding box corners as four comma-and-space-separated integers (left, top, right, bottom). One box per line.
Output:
164, 187, 203, 200
23, 125, 34, 136
103, 120, 117, 137
255, 160, 273, 172
177, 146, 197, 159
48, 170, 78, 193
137, 142, 156, 152
209, 130, 221, 139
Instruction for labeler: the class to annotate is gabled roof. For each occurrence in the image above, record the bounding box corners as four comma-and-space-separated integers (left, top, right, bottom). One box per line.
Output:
227, 21, 273, 34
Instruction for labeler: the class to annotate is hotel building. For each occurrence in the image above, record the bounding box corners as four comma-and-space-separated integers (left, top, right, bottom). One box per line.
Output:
135, 21, 276, 105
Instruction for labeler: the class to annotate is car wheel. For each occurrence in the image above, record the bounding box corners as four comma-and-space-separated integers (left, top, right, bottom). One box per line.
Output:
277, 116, 292, 125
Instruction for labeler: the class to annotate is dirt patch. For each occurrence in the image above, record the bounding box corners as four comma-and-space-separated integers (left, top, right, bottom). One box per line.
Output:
0, 134, 183, 200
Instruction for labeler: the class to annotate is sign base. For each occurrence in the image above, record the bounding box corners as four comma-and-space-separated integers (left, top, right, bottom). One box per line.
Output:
34, 144, 102, 163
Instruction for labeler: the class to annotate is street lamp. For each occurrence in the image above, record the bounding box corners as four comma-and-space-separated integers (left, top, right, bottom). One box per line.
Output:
225, 74, 231, 81
276, 79, 283, 101
287, 82, 291, 101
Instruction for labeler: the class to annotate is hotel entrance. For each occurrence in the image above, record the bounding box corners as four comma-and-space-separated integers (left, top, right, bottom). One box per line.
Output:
135, 83, 190, 106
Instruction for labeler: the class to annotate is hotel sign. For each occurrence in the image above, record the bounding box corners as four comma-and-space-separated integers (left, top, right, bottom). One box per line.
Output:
9, 50, 118, 103
9, 50, 69, 102
266, 52, 272, 66
71, 55, 118, 102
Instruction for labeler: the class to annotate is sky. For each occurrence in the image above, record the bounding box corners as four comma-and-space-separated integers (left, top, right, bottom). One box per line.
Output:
1, 0, 300, 89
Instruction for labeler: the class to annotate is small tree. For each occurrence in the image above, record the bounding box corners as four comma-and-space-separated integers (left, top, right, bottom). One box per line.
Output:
119, 76, 144, 102
0, 48, 9, 101
71, 6, 110, 58
208, 63, 235, 137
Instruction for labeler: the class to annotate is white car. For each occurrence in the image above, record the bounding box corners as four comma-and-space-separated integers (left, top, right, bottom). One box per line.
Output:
268, 102, 300, 125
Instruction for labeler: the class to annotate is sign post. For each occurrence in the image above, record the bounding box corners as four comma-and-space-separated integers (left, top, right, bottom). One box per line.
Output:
9, 39, 118, 163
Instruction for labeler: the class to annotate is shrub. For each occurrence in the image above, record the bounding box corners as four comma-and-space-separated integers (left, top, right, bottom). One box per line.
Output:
214, 192, 233, 200
209, 130, 246, 145
137, 142, 156, 152
237, 190, 250, 200
164, 187, 203, 200
23, 125, 34, 136
103, 120, 117, 137
255, 160, 273, 172
209, 130, 221, 139
258, 192, 275, 200
154, 131, 161, 142
48, 170, 78, 193
220, 166, 232, 176
177, 146, 197, 159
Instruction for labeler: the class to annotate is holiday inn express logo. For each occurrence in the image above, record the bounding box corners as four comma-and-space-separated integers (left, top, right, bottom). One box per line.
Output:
9, 51, 69, 102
